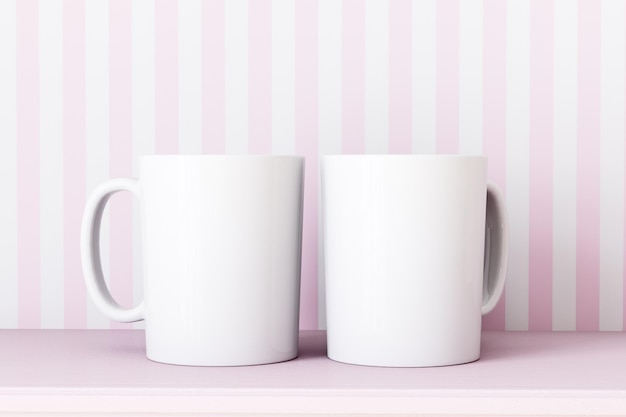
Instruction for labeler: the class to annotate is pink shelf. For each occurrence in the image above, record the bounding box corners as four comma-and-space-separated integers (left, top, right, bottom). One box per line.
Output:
0, 330, 625, 415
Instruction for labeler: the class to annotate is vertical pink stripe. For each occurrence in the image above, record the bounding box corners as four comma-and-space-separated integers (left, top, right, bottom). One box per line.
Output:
295, 0, 318, 330
202, 0, 225, 154
624, 3, 626, 331
435, 0, 459, 154
342, 0, 365, 154
155, 0, 178, 154
248, 0, 272, 155
16, 0, 41, 328
63, 0, 86, 329
528, 0, 554, 331
482, 0, 506, 330
576, 0, 601, 331
388, 0, 412, 154
109, 0, 134, 329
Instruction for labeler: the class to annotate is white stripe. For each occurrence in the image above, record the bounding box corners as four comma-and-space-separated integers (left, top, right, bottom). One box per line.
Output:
412, 0, 436, 154
132, 0, 156, 167
364, 0, 389, 154
504, 0, 530, 331
318, 0, 342, 158
132, 0, 156, 329
39, 0, 64, 329
178, 0, 203, 154
85, 0, 111, 329
318, 0, 342, 329
552, 0, 577, 331
458, 0, 483, 155
271, 0, 296, 155
225, 0, 248, 154
599, 0, 625, 331
0, 0, 18, 328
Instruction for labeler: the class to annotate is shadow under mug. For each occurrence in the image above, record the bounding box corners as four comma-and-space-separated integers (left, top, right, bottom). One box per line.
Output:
321, 155, 508, 367
81, 155, 305, 366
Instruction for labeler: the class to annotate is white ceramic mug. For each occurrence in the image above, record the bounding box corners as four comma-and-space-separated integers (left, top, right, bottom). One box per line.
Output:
321, 155, 508, 367
81, 155, 304, 366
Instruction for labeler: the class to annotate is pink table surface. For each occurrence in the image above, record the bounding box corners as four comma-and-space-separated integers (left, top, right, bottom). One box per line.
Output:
0, 330, 625, 415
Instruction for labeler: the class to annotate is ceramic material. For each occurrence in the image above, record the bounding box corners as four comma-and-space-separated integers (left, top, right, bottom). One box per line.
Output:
81, 155, 305, 366
321, 155, 508, 367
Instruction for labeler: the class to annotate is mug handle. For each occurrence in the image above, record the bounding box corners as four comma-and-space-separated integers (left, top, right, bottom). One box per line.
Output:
80, 178, 145, 323
481, 181, 509, 315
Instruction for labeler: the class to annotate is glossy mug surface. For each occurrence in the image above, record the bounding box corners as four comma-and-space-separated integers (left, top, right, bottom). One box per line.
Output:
81, 156, 304, 366
321, 155, 508, 367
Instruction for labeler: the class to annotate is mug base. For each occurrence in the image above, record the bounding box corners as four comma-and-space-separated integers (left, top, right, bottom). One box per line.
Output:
146, 353, 299, 367
326, 354, 480, 368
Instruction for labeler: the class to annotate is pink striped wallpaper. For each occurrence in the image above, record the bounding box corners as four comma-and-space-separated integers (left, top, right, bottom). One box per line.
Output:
0, 0, 625, 331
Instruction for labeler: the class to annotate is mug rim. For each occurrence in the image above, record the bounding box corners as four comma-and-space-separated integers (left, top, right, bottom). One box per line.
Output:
322, 154, 485, 160
140, 154, 304, 161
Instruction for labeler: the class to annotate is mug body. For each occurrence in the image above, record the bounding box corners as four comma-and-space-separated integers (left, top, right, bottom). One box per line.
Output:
140, 155, 304, 366
322, 155, 487, 367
